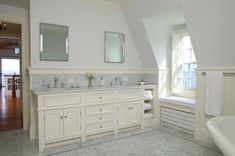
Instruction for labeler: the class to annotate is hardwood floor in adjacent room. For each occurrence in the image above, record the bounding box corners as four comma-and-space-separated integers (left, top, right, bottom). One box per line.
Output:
0, 87, 22, 131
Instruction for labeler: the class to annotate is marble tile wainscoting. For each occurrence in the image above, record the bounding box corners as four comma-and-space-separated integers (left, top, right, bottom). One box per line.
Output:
31, 73, 158, 89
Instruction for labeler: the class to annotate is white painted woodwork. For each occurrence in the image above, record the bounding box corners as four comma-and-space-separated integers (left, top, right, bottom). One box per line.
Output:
86, 120, 114, 135
64, 108, 81, 138
86, 104, 114, 115
44, 94, 81, 107
85, 92, 114, 104
117, 101, 141, 128
86, 112, 114, 123
32, 87, 154, 152
44, 109, 64, 141
117, 89, 143, 101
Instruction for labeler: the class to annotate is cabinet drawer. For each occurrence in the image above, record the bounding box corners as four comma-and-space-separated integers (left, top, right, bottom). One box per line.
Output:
86, 104, 114, 115
85, 92, 114, 104
86, 121, 114, 135
117, 89, 143, 101
86, 112, 114, 124
44, 94, 81, 107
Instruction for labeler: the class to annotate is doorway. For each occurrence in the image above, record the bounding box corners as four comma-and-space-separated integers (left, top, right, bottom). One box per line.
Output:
0, 21, 22, 131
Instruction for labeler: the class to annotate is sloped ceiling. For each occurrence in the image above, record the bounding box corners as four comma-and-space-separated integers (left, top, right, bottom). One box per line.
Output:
122, 0, 183, 68
122, 0, 235, 68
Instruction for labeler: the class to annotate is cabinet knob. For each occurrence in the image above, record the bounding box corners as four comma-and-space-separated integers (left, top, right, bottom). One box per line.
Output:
64, 116, 67, 119
99, 96, 103, 99
100, 125, 102, 128
99, 117, 102, 120
60, 116, 63, 119
100, 108, 103, 111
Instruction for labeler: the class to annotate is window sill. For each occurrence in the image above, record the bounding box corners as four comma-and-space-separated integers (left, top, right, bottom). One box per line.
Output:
159, 96, 195, 108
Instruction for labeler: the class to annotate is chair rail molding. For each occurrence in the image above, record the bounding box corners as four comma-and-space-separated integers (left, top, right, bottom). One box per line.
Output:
27, 67, 159, 75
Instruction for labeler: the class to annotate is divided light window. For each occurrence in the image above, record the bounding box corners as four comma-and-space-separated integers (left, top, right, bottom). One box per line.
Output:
171, 32, 196, 98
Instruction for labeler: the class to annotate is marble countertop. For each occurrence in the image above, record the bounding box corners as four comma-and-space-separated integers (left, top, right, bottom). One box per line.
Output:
32, 84, 157, 95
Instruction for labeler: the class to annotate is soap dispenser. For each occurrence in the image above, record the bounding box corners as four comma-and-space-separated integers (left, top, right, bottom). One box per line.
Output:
100, 76, 105, 87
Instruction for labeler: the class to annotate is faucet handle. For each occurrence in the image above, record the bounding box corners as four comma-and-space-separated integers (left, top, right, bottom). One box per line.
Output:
61, 82, 68, 88
42, 82, 50, 88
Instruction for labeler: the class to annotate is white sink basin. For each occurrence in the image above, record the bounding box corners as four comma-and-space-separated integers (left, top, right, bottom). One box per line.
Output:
207, 116, 235, 156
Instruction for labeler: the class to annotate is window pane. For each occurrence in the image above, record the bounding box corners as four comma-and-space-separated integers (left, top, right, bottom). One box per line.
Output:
172, 33, 197, 96
1, 59, 20, 75
182, 36, 192, 49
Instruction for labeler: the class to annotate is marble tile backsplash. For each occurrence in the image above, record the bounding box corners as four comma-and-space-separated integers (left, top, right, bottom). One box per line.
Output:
31, 73, 158, 89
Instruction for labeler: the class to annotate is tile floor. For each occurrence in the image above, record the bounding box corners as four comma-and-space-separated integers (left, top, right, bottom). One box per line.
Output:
0, 126, 222, 156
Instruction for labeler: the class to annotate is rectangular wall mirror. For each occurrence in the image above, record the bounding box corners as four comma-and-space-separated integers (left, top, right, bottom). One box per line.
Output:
105, 31, 125, 63
40, 23, 68, 61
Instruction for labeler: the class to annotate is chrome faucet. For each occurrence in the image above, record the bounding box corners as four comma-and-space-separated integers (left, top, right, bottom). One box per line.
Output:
42, 81, 50, 88
54, 77, 59, 88
114, 76, 122, 86
114, 76, 118, 86
118, 76, 122, 85
61, 82, 68, 88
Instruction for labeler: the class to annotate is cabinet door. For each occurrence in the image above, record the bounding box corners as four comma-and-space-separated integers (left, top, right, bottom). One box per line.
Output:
45, 109, 63, 141
129, 102, 141, 124
117, 102, 130, 128
63, 108, 81, 138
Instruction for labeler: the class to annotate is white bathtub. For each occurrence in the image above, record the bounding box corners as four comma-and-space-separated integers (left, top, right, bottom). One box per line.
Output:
207, 116, 235, 156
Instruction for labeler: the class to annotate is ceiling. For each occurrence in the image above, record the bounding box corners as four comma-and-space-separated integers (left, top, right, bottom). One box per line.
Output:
0, 0, 134, 9
0, 22, 21, 50
0, 0, 29, 9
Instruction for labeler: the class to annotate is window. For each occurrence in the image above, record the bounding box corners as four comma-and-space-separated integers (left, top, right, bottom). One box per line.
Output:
171, 33, 196, 98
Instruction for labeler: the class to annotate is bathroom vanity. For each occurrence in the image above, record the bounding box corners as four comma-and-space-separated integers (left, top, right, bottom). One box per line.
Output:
32, 85, 157, 151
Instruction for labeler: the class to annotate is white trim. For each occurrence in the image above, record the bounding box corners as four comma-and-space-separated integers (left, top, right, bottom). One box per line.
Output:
81, 0, 121, 8
196, 67, 235, 76
28, 68, 159, 75
0, 11, 30, 130
159, 96, 195, 108
197, 67, 235, 72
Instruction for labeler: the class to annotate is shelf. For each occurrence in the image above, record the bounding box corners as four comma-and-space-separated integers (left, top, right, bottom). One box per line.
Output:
144, 103, 152, 111
143, 112, 154, 120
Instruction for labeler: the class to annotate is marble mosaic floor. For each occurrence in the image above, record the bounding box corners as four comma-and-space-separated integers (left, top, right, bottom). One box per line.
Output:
0, 126, 222, 156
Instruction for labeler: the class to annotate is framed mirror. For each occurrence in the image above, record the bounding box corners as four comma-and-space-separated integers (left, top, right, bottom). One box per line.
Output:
105, 31, 125, 63
40, 23, 68, 61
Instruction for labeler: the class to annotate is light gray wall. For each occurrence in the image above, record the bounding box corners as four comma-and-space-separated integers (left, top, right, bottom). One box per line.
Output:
143, 20, 174, 69
30, 0, 143, 69
182, 0, 235, 67
122, 0, 235, 68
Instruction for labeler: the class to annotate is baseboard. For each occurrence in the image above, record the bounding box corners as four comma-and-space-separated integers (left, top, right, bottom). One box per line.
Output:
194, 126, 214, 145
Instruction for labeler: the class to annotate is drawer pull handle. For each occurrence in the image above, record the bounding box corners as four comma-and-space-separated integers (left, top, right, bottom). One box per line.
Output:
99, 117, 102, 120
100, 108, 103, 111
100, 125, 102, 128
99, 96, 103, 99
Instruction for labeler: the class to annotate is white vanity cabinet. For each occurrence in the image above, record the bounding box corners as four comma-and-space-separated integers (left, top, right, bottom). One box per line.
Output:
84, 91, 115, 136
32, 87, 146, 152
117, 101, 141, 129
35, 93, 82, 152
44, 108, 81, 142
116, 89, 143, 129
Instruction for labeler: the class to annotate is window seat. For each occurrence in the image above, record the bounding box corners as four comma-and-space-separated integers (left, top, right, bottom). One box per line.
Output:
159, 96, 195, 108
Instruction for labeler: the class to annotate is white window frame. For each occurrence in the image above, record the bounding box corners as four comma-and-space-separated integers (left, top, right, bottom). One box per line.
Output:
171, 31, 196, 98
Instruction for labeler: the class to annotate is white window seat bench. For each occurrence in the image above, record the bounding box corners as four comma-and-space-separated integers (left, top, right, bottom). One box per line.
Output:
159, 96, 195, 114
